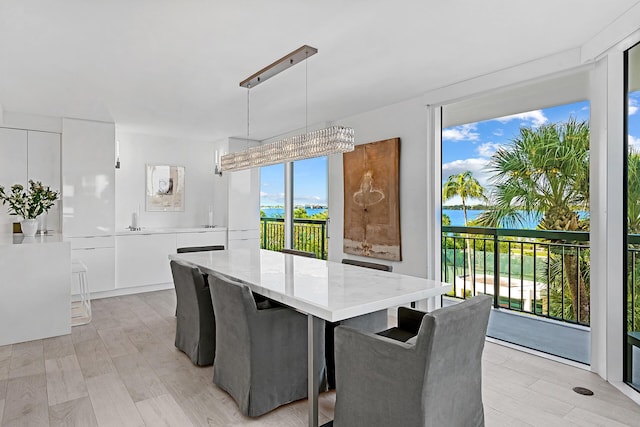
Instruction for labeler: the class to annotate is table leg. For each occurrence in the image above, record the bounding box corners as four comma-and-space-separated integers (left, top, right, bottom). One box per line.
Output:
308, 315, 322, 427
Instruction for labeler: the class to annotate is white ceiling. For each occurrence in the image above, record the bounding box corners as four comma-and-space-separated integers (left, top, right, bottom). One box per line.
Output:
0, 0, 638, 141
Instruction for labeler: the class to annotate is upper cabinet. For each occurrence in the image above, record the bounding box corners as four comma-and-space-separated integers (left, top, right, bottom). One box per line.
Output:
0, 128, 61, 233
28, 131, 61, 232
0, 128, 27, 232
62, 118, 116, 237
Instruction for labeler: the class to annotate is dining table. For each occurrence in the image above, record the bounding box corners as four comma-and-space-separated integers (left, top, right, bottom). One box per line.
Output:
169, 248, 452, 427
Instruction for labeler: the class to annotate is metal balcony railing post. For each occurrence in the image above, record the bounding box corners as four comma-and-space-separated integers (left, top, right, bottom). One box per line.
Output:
493, 232, 500, 308
321, 221, 326, 259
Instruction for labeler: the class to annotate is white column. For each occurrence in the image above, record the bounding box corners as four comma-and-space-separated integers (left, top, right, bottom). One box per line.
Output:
423, 105, 443, 312
590, 51, 625, 382
284, 161, 294, 249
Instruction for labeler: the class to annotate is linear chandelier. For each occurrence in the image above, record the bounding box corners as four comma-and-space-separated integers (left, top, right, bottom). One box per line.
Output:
220, 45, 354, 172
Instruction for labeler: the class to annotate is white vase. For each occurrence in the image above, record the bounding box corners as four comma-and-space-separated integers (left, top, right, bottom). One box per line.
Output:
20, 219, 38, 237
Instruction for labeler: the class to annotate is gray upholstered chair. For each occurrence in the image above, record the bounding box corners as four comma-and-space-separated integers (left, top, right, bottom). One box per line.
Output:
170, 260, 216, 366
281, 248, 317, 258
333, 294, 492, 427
207, 272, 327, 417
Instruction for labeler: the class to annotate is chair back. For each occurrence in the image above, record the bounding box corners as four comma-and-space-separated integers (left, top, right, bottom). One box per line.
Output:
170, 260, 216, 365
177, 245, 225, 253
341, 258, 392, 272
418, 294, 492, 426
281, 248, 317, 258
170, 260, 210, 318
208, 273, 256, 376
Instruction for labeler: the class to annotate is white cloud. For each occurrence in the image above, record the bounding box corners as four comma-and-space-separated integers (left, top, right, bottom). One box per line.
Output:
260, 192, 285, 205
442, 158, 492, 192
294, 195, 327, 206
493, 129, 504, 137
442, 124, 479, 141
477, 142, 501, 158
495, 110, 548, 127
630, 134, 640, 150
442, 158, 493, 206
630, 98, 639, 116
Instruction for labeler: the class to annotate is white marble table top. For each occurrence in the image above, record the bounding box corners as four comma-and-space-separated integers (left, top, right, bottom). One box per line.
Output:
170, 249, 452, 322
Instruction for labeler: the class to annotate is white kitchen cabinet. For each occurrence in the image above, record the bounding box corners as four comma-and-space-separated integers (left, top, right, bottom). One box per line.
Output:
227, 167, 259, 248
28, 131, 61, 232
70, 236, 115, 294
0, 236, 71, 345
0, 128, 62, 234
116, 233, 177, 288
62, 118, 116, 237
176, 230, 226, 248
227, 229, 259, 249
0, 128, 27, 233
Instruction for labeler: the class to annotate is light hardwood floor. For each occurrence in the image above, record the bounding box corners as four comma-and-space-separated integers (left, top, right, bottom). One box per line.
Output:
1, 289, 640, 426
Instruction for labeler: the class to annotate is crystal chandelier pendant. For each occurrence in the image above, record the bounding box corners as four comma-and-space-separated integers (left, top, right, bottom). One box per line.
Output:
221, 126, 354, 172
221, 45, 355, 172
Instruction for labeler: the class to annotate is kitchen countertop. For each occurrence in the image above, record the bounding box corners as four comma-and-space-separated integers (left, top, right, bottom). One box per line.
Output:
0, 232, 66, 246
113, 226, 227, 236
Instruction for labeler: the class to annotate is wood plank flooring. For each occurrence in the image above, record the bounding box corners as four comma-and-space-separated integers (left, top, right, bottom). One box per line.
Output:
1, 289, 640, 426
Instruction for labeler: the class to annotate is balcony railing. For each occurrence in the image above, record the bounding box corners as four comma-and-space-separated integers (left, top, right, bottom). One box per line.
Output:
628, 235, 640, 332
260, 217, 327, 260
442, 226, 590, 326
259, 220, 595, 326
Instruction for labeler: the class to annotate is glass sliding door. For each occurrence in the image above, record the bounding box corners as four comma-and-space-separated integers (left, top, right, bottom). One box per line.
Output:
442, 96, 591, 363
293, 156, 328, 259
625, 42, 640, 391
260, 164, 285, 252
259, 156, 329, 259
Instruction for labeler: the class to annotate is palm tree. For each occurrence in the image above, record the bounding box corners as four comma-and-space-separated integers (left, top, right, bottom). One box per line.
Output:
442, 171, 487, 226
477, 117, 590, 323
442, 171, 487, 289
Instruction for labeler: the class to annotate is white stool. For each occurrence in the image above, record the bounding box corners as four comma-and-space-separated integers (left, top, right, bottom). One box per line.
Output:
71, 259, 92, 326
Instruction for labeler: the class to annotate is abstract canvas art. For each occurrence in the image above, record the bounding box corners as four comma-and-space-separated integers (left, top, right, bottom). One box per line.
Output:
343, 137, 401, 261
146, 165, 185, 211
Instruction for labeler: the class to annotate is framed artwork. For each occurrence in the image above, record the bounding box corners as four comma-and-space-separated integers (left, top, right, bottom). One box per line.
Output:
145, 165, 185, 211
343, 137, 401, 261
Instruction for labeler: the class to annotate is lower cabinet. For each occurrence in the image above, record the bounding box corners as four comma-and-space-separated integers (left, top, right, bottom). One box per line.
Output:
70, 236, 116, 294
116, 233, 177, 288
176, 230, 226, 248
228, 229, 259, 249
114, 229, 228, 290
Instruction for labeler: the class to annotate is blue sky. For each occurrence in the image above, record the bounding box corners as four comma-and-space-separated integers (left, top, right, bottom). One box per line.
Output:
441, 95, 640, 206
260, 156, 328, 207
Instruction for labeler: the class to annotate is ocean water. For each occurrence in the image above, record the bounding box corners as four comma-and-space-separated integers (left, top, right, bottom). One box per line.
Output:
261, 207, 327, 218
443, 209, 589, 229
261, 207, 585, 229
443, 209, 542, 229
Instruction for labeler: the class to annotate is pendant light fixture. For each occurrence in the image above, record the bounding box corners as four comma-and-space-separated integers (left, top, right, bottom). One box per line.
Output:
220, 45, 354, 172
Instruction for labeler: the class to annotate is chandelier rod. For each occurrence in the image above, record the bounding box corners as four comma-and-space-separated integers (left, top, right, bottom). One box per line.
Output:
239, 45, 318, 89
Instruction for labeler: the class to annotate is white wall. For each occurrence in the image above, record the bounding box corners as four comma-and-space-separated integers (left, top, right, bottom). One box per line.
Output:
115, 131, 219, 230
328, 96, 428, 278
